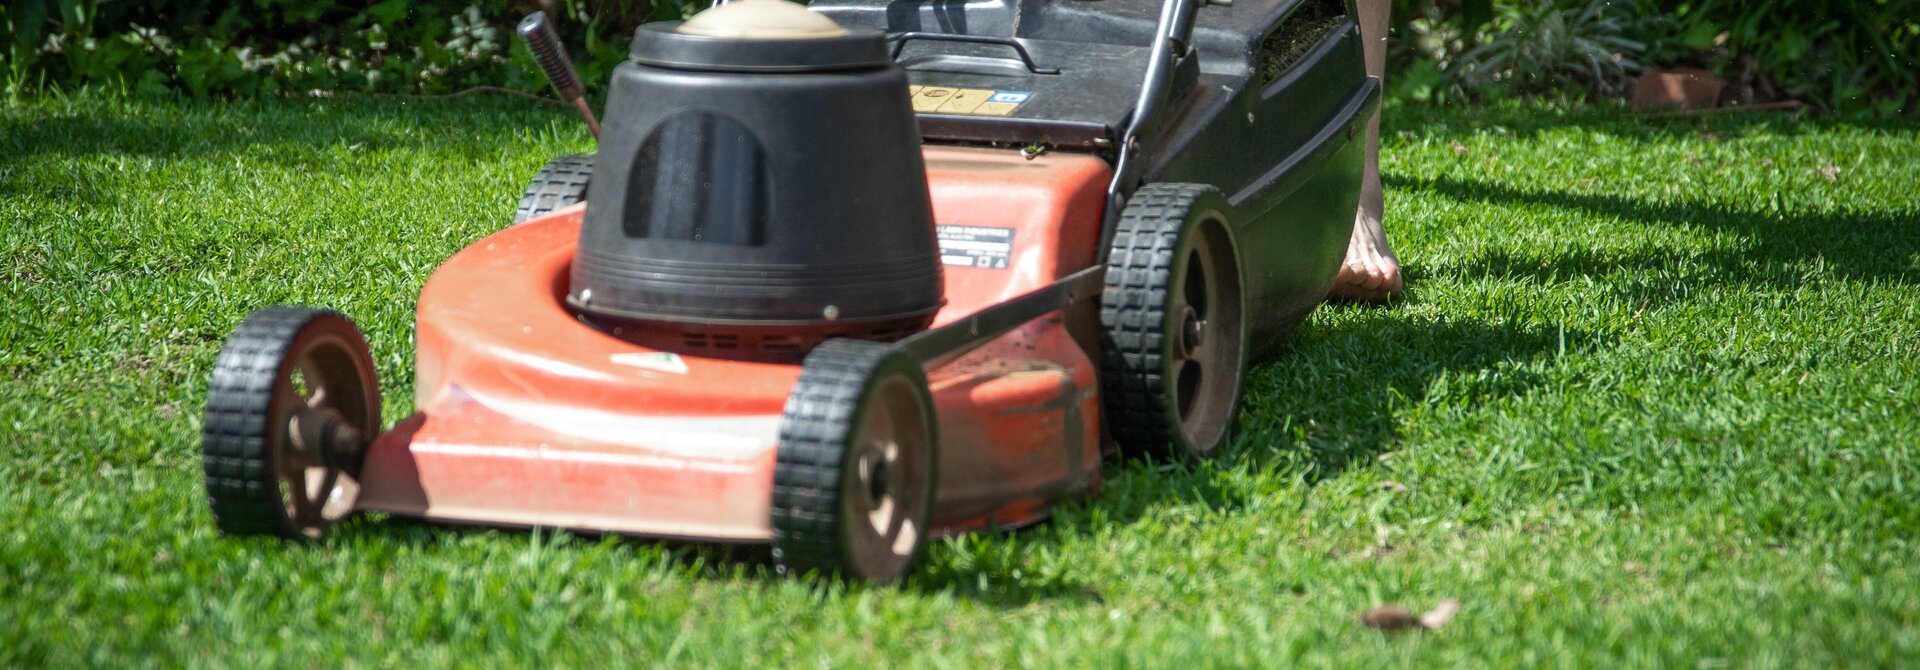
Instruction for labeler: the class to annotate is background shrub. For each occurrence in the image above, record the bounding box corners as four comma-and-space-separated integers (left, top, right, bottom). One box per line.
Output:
1390, 0, 1916, 114
2, 0, 700, 99
4, 0, 1915, 114
1648, 0, 1918, 115
1450, 0, 1651, 99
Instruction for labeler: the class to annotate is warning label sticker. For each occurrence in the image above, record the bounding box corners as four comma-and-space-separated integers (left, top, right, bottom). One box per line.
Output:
937, 225, 1015, 269
908, 87, 1033, 117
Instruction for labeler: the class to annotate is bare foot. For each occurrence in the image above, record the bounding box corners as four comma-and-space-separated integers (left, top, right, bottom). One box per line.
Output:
1335, 0, 1399, 304
1329, 209, 1403, 302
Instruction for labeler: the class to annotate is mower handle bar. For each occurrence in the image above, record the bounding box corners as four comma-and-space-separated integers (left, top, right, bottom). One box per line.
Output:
1097, 0, 1203, 264
519, 12, 584, 101
518, 11, 602, 139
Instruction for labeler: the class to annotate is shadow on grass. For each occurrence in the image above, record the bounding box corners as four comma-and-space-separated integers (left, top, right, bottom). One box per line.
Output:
0, 96, 576, 202
348, 512, 781, 571
350, 515, 1103, 606
1395, 173, 1920, 293
1385, 100, 1909, 143
1, 97, 559, 157
899, 312, 1568, 605
1095, 313, 1564, 518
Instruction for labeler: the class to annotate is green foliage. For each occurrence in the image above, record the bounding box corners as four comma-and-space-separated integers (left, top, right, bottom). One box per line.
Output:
1453, 0, 1648, 98
1388, 2, 1475, 104
1392, 0, 1656, 104
7, 0, 1912, 113
1392, 0, 1916, 113
1, 0, 702, 99
1649, 0, 1920, 114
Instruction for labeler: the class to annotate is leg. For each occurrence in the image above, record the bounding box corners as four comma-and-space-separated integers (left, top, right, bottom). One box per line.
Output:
1329, 0, 1403, 302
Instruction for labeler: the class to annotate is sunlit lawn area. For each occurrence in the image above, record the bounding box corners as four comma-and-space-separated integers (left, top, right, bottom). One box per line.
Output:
3, 95, 1916, 666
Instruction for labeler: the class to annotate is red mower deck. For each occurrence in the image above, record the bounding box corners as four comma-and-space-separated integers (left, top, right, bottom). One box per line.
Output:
358, 147, 1113, 540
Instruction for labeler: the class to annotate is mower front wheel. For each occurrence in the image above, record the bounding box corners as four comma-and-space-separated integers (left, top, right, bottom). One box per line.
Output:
1100, 183, 1249, 459
772, 339, 937, 583
202, 308, 381, 539
513, 153, 592, 224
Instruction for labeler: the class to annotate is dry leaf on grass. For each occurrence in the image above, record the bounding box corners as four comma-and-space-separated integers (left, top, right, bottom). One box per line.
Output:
1820, 165, 1841, 182
1362, 598, 1461, 633
1361, 605, 1420, 631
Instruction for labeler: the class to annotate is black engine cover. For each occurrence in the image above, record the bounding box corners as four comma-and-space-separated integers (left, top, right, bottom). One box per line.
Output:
571, 23, 943, 340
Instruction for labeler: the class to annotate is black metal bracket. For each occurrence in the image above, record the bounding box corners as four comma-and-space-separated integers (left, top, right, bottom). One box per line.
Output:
897, 265, 1105, 369
888, 32, 1062, 75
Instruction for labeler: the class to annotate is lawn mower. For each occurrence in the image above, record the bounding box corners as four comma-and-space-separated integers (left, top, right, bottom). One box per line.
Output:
199, 0, 1378, 581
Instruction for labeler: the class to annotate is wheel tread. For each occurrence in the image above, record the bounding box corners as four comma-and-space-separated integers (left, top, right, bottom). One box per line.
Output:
1099, 183, 1232, 458
513, 154, 593, 224
203, 308, 327, 536
771, 340, 927, 580
201, 307, 376, 538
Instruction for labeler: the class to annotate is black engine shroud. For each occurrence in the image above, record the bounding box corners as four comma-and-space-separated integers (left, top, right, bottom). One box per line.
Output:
571, 22, 945, 351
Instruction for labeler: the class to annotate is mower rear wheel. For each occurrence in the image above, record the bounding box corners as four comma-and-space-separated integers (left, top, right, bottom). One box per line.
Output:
202, 308, 381, 539
512, 153, 592, 224
772, 339, 937, 583
1100, 183, 1249, 459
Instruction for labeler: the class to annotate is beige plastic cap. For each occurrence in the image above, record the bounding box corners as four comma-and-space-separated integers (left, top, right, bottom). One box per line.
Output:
677, 0, 849, 39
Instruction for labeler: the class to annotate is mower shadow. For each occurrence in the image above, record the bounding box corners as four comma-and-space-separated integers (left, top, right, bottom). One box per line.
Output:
350, 513, 784, 575
901, 312, 1568, 605
1089, 313, 1565, 521
355, 516, 1102, 606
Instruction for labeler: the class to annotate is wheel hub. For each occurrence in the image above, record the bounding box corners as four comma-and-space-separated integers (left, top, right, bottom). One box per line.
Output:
857, 442, 900, 534
1179, 305, 1205, 357
289, 406, 364, 469
274, 334, 376, 538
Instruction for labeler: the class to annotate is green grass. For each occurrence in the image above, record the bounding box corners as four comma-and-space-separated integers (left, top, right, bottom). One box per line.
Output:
3, 94, 1917, 667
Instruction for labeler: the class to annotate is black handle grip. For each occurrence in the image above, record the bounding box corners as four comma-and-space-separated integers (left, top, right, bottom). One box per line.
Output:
887, 33, 1061, 75
518, 11, 585, 101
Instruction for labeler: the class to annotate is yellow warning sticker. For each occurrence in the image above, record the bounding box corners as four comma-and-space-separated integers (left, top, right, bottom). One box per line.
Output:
973, 101, 1021, 117
935, 88, 993, 114
912, 87, 958, 112
910, 87, 1032, 117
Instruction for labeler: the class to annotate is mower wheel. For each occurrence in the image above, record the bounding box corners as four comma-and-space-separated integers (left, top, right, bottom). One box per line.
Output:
772, 339, 937, 583
512, 153, 592, 224
202, 308, 381, 539
1100, 183, 1249, 459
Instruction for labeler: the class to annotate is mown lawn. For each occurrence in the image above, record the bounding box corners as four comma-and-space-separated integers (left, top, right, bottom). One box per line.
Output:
2, 95, 1916, 667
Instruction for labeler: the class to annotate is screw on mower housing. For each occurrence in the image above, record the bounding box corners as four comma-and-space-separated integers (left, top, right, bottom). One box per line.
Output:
198, 0, 1379, 582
